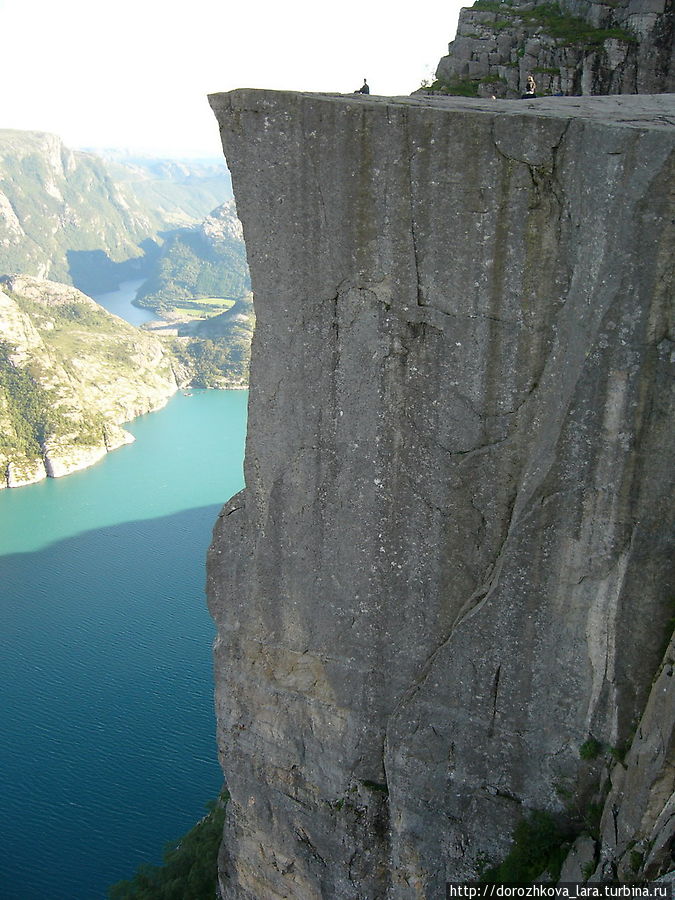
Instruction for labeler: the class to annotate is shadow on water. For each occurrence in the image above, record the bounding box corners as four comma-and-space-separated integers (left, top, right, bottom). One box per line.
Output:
0, 505, 225, 900
67, 239, 161, 295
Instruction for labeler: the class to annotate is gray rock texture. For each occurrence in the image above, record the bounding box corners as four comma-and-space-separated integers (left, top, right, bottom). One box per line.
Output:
207, 90, 674, 898
591, 634, 675, 882
433, 0, 674, 98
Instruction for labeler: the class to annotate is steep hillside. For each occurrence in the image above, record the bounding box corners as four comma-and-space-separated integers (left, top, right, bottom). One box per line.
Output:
134, 200, 250, 316
0, 275, 179, 488
430, 0, 674, 97
186, 293, 255, 386
0, 130, 231, 293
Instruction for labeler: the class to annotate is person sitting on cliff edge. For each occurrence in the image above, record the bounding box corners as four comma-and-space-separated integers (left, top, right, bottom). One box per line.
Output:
521, 74, 536, 98
355, 78, 370, 94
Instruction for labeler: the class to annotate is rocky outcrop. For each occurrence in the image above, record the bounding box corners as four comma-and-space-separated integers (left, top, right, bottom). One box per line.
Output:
0, 275, 178, 487
591, 634, 675, 882
207, 90, 674, 897
432, 0, 674, 98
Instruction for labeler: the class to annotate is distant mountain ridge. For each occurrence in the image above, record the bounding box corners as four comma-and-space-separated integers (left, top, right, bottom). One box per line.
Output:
0, 129, 231, 293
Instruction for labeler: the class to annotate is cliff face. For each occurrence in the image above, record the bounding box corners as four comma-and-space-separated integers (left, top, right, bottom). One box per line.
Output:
0, 275, 178, 488
207, 90, 674, 897
433, 0, 674, 98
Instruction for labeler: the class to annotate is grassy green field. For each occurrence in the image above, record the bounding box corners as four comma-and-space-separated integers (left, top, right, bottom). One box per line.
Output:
169, 297, 236, 318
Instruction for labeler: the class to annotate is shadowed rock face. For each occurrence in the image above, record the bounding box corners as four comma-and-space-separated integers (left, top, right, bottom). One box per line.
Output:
207, 91, 674, 898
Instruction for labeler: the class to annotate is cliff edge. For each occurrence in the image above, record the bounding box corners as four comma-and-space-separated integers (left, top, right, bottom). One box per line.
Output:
207, 91, 674, 897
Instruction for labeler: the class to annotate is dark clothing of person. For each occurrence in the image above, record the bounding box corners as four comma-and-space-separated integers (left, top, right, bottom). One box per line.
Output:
357, 80, 370, 94
521, 75, 536, 98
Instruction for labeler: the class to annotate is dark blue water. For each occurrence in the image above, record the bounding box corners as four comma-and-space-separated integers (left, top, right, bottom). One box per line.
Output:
0, 389, 247, 899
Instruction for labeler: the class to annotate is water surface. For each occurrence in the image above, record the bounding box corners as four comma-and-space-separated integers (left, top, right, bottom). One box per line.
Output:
0, 390, 247, 899
92, 279, 156, 326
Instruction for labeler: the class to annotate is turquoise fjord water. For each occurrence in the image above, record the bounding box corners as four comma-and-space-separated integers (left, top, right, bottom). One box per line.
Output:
0, 389, 248, 899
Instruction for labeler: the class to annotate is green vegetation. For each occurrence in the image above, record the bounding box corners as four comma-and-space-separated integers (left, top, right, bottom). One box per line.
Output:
109, 791, 228, 900
480, 810, 571, 883
471, 0, 507, 11
361, 780, 389, 794
581, 859, 596, 880
0, 340, 55, 455
425, 77, 481, 97
629, 849, 644, 873
0, 277, 185, 485
579, 737, 603, 760
0, 134, 251, 388
0, 130, 231, 294
135, 208, 250, 317
470, 0, 636, 47
583, 801, 603, 840
169, 297, 235, 319
610, 741, 630, 764
166, 293, 255, 387
174, 339, 235, 389
0, 134, 148, 288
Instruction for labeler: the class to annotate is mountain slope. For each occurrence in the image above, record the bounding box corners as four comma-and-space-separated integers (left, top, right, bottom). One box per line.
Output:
0, 130, 231, 292
134, 200, 250, 314
0, 275, 179, 488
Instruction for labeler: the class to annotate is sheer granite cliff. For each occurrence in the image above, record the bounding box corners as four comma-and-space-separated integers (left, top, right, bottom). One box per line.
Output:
207, 91, 674, 897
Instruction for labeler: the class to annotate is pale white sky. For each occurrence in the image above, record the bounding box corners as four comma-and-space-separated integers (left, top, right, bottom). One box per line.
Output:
0, 0, 463, 157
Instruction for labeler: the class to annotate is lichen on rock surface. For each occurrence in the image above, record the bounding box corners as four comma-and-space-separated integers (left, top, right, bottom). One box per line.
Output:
207, 90, 674, 897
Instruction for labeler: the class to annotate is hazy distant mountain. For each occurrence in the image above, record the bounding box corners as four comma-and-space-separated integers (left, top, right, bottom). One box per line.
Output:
0, 129, 232, 293
97, 153, 233, 225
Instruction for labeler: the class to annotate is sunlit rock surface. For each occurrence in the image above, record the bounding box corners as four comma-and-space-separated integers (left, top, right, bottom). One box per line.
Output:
0, 275, 178, 487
